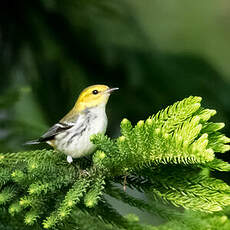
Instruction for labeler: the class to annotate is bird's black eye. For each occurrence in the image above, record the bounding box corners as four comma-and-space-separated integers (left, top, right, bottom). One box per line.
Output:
92, 90, 99, 95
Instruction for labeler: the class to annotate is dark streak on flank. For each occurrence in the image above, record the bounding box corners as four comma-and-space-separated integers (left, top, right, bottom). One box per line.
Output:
65, 111, 98, 146
67, 126, 87, 145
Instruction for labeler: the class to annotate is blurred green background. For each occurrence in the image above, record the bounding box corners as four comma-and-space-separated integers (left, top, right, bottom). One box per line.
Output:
1, 0, 230, 225
1, 0, 230, 157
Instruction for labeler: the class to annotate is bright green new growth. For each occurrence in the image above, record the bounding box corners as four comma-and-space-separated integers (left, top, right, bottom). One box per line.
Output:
92, 96, 229, 172
0, 96, 230, 230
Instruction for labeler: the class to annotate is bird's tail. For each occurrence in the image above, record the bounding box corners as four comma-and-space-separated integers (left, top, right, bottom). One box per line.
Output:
23, 139, 41, 145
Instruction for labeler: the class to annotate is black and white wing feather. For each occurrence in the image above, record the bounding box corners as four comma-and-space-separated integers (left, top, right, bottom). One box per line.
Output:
24, 122, 74, 145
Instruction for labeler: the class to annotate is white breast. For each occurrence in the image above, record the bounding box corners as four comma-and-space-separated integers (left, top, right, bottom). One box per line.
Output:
55, 106, 108, 158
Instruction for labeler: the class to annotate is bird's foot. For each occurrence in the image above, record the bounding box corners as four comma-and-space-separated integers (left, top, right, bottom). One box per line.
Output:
67, 155, 73, 164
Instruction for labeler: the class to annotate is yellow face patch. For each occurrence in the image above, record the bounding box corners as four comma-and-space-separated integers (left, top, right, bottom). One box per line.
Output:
60, 85, 116, 123
74, 85, 110, 112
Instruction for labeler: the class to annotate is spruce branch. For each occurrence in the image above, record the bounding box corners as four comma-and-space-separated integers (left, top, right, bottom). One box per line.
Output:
0, 186, 18, 206
0, 96, 230, 229
206, 158, 230, 171
147, 167, 230, 212
92, 97, 217, 173
43, 177, 90, 229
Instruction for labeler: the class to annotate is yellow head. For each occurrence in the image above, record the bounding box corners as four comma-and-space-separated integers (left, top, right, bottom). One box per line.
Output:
73, 85, 118, 112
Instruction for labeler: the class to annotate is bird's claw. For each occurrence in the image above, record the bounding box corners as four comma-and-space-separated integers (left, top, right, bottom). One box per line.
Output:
67, 155, 73, 164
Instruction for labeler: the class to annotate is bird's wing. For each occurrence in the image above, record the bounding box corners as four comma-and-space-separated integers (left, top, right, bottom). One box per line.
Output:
24, 122, 74, 145
38, 122, 74, 142
24, 113, 84, 145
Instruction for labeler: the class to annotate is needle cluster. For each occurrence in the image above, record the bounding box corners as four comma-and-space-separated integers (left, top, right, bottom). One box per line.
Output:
0, 96, 230, 230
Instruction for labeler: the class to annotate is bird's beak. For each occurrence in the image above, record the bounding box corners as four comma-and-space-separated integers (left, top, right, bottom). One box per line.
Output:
104, 87, 119, 94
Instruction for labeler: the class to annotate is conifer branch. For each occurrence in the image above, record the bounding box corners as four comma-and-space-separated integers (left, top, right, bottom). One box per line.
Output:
0, 96, 230, 229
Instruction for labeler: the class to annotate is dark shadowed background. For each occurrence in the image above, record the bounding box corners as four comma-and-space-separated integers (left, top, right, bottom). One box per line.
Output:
0, 0, 230, 222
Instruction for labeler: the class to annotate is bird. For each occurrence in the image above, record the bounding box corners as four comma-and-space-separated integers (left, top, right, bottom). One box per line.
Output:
25, 85, 118, 163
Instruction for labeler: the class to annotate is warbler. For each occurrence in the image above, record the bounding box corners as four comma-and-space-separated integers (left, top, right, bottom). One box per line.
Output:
25, 85, 118, 163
